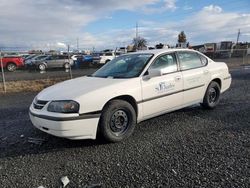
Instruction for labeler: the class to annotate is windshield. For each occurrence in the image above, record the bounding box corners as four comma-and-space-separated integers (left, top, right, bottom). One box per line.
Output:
26, 54, 37, 60
92, 53, 153, 78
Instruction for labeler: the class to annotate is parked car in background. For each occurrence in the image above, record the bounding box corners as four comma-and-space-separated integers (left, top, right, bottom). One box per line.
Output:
71, 55, 78, 61
21, 54, 31, 59
99, 51, 120, 64
0, 56, 24, 72
26, 55, 50, 68
29, 49, 231, 142
3, 52, 21, 57
92, 52, 102, 64
27, 55, 73, 71
74, 55, 93, 68
24, 54, 38, 61
25, 54, 48, 65
92, 51, 121, 64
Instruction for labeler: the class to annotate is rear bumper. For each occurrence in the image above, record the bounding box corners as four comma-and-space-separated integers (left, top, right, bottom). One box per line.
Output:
29, 108, 100, 140
222, 74, 232, 93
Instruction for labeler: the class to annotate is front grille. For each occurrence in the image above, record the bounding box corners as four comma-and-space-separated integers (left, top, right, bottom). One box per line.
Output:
33, 99, 48, 110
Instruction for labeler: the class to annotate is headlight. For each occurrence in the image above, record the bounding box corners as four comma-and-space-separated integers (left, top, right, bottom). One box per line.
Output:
47, 100, 79, 113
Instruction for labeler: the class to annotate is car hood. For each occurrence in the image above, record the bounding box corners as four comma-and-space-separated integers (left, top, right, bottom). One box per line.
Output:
36, 76, 129, 101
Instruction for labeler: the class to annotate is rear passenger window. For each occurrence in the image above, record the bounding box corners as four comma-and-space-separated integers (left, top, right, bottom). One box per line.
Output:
50, 56, 57, 60
199, 54, 208, 65
58, 56, 65, 59
178, 52, 204, 70
105, 53, 113, 56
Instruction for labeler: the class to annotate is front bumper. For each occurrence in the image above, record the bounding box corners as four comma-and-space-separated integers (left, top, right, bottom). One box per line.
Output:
29, 107, 100, 140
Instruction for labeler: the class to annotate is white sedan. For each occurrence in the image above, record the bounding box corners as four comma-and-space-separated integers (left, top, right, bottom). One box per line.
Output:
29, 49, 231, 142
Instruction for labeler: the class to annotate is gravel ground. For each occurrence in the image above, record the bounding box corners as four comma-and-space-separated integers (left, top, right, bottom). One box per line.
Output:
0, 68, 249, 188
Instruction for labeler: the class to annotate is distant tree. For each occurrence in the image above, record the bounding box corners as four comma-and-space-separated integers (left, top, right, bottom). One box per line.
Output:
28, 49, 43, 54
155, 43, 164, 49
178, 31, 187, 43
133, 37, 147, 50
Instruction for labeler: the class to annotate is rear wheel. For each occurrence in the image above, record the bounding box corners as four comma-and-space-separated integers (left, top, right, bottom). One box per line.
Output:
99, 100, 136, 142
38, 63, 46, 71
201, 81, 221, 109
7, 63, 17, 72
64, 62, 70, 69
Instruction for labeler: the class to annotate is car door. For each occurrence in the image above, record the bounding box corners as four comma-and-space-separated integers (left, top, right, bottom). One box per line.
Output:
141, 53, 183, 118
46, 55, 57, 68
54, 55, 64, 68
177, 51, 210, 105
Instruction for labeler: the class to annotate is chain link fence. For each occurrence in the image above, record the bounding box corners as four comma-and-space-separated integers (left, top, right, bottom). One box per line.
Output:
0, 48, 249, 93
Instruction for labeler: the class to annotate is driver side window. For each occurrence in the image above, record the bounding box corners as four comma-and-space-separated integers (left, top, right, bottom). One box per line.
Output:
149, 53, 177, 74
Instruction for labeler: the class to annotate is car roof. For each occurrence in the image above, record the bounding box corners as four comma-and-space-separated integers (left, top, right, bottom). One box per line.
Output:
129, 48, 197, 56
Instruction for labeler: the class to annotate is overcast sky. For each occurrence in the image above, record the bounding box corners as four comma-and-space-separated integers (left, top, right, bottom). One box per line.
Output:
0, 0, 250, 51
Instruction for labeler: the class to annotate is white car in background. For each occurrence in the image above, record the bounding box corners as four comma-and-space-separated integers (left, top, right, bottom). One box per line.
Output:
99, 51, 121, 64
29, 49, 231, 142
71, 55, 78, 61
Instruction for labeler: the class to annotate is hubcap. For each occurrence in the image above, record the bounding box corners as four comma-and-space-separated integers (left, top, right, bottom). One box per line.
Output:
208, 88, 217, 103
8, 64, 15, 71
39, 64, 45, 70
110, 110, 129, 135
65, 63, 70, 68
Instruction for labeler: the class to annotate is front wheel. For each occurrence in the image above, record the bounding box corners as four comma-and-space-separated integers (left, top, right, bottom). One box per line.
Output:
7, 63, 17, 72
201, 81, 221, 109
38, 63, 46, 71
99, 100, 136, 142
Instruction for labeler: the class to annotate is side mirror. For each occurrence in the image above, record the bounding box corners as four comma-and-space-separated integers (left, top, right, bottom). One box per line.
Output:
147, 66, 177, 78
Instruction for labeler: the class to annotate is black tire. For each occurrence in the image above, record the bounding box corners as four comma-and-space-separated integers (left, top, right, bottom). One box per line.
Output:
201, 81, 221, 109
7, 63, 17, 72
38, 63, 46, 71
99, 100, 136, 142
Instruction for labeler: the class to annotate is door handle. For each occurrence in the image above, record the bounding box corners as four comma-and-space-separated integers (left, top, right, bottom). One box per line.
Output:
175, 76, 181, 81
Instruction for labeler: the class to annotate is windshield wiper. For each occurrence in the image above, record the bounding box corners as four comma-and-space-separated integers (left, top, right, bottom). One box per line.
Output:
112, 76, 129, 79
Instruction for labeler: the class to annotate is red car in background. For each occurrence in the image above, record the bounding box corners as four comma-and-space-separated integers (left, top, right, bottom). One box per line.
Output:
0, 56, 24, 72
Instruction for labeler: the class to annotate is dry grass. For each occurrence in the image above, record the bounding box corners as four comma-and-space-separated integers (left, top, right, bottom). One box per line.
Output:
0, 77, 68, 94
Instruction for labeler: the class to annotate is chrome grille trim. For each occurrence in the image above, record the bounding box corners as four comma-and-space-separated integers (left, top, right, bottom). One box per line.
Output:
33, 99, 48, 110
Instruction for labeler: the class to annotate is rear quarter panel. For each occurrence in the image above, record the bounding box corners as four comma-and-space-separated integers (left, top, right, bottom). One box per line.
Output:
208, 60, 231, 93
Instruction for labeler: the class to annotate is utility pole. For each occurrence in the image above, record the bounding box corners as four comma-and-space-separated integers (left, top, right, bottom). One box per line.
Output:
236, 29, 240, 44
135, 22, 139, 51
136, 22, 138, 39
67, 45, 72, 79
0, 50, 6, 93
76, 37, 79, 51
